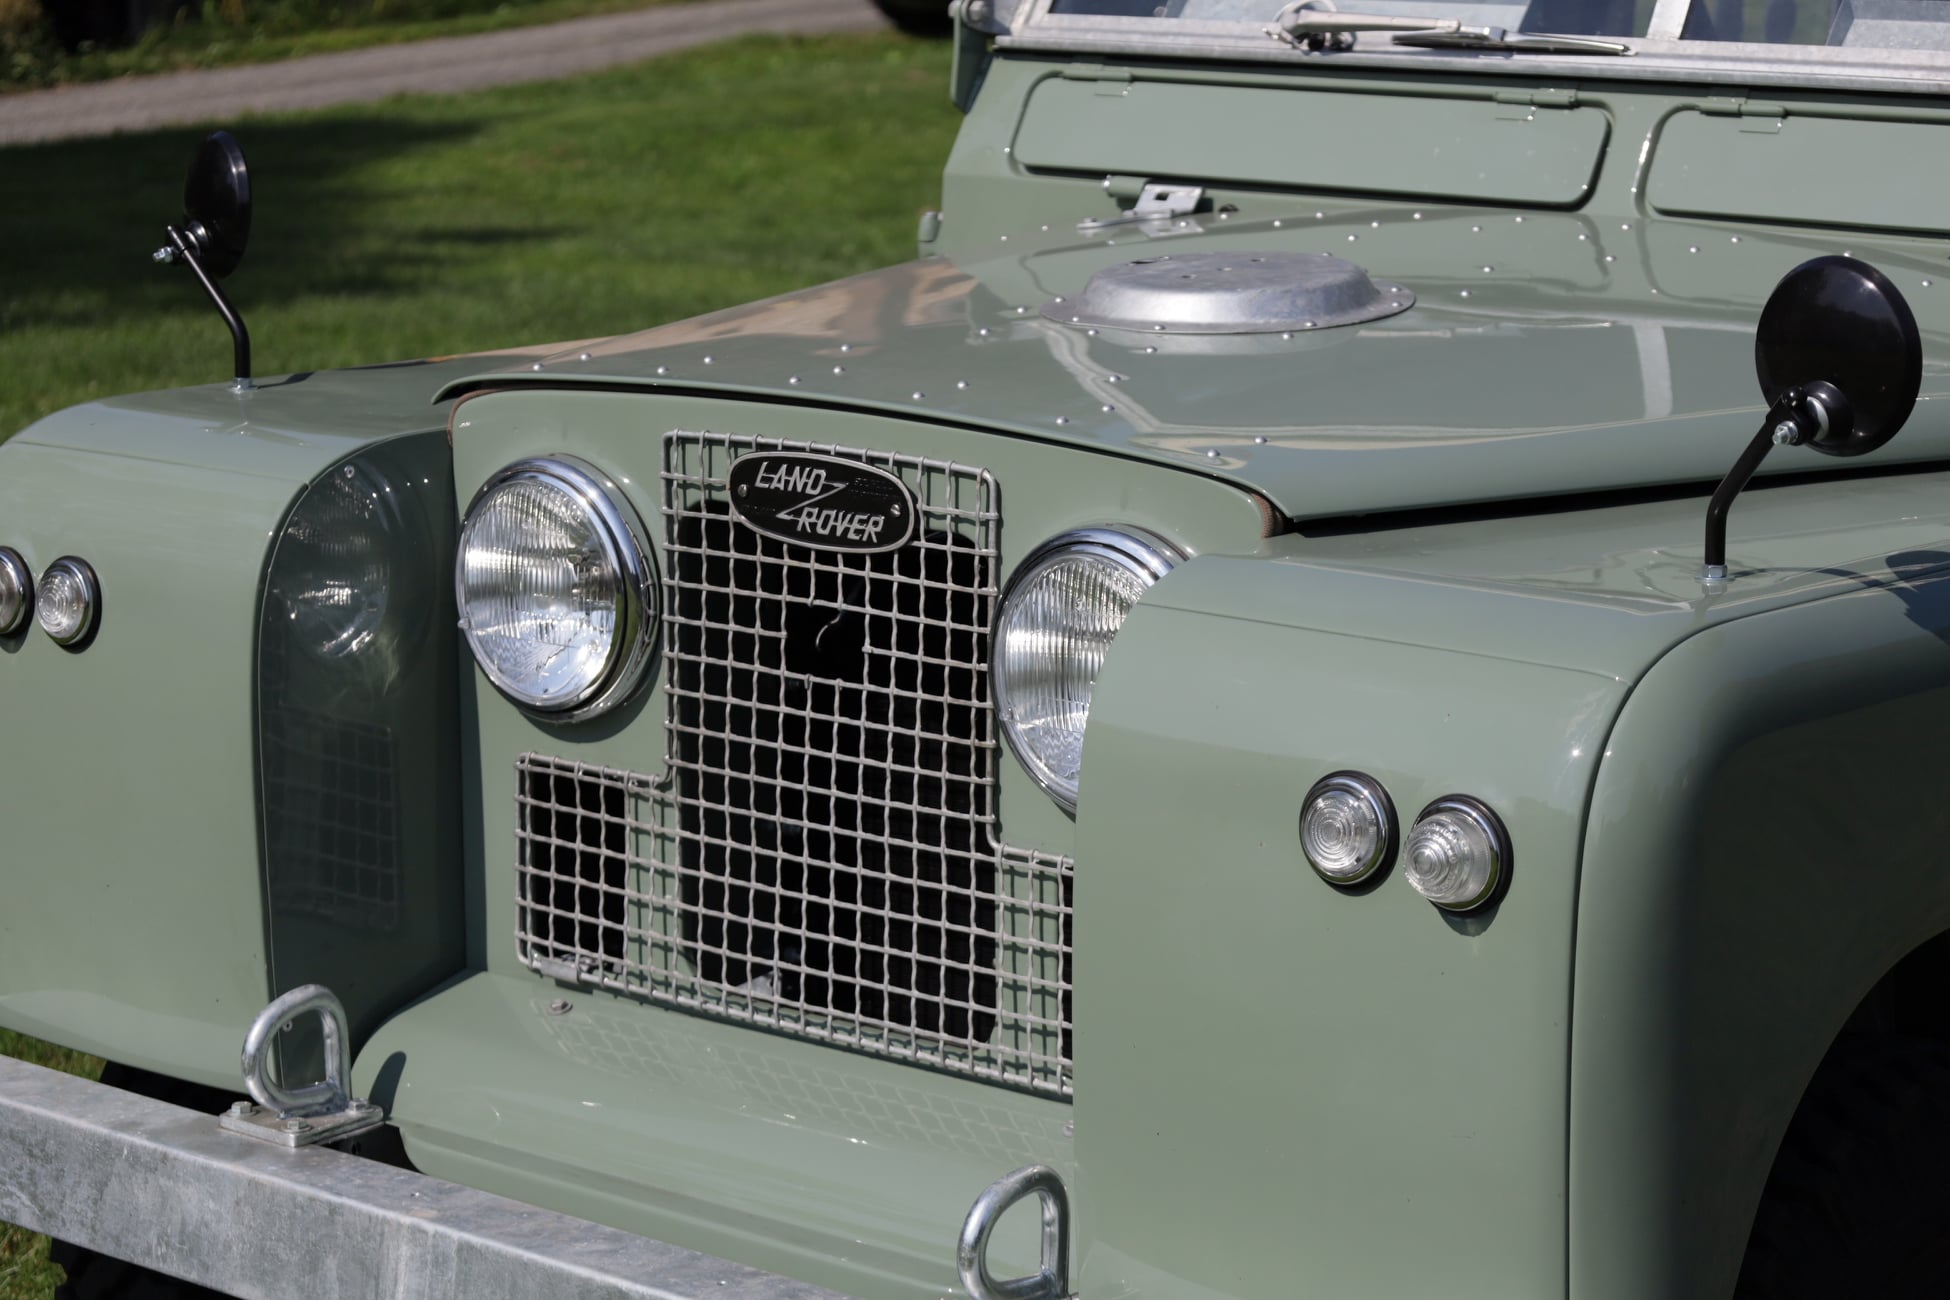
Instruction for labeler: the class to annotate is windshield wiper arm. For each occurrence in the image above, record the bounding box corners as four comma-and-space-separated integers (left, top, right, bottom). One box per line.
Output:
1268, 1, 1631, 54
1268, 0, 1459, 49
1393, 25, 1633, 53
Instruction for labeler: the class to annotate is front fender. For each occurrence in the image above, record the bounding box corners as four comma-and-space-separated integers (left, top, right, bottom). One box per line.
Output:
1070, 550, 1622, 1299
1572, 565, 1950, 1300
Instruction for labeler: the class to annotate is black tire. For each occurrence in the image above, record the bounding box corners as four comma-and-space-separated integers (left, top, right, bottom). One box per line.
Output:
871, 0, 954, 37
1735, 1033, 1950, 1299
46, 1064, 235, 1300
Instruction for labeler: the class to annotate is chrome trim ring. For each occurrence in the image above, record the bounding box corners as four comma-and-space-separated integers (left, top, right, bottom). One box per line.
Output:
35, 557, 99, 649
1299, 770, 1397, 886
993, 525, 1184, 813
456, 456, 660, 723
0, 547, 30, 636
1405, 795, 1511, 913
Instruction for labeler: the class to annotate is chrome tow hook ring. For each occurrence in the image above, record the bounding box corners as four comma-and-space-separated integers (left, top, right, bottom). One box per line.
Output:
221, 984, 384, 1148
957, 1165, 1071, 1300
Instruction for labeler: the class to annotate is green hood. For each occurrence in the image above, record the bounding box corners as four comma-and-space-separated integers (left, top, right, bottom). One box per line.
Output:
438, 206, 1950, 522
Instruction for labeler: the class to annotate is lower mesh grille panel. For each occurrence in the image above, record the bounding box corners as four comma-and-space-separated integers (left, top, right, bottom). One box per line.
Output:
515, 433, 1072, 1095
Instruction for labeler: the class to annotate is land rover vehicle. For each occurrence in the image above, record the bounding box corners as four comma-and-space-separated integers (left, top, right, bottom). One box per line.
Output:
8, 0, 1950, 1296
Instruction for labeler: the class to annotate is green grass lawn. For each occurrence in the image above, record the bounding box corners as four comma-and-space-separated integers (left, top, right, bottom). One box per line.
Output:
0, 29, 959, 1296
1, 30, 957, 440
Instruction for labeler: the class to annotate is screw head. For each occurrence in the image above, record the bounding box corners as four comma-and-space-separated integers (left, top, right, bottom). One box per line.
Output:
546, 998, 573, 1016
1772, 420, 1800, 446
228, 1100, 255, 1118
152, 245, 178, 264
280, 1118, 312, 1134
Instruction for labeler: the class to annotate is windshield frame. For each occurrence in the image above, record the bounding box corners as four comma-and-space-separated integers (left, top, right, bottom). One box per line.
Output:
999, 0, 1950, 93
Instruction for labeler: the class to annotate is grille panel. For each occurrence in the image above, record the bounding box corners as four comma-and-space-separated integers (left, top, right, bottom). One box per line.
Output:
514, 433, 1073, 1095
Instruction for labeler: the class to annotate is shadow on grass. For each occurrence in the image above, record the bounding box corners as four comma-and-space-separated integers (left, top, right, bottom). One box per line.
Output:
0, 115, 580, 333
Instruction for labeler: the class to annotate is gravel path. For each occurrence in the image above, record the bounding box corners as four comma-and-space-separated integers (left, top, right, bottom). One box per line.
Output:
0, 0, 892, 146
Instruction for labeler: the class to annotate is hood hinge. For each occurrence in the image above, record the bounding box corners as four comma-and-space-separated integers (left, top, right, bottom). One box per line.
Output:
1493, 87, 1580, 109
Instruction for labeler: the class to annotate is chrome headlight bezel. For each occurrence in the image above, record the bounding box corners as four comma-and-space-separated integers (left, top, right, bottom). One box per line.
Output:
0, 547, 31, 636
992, 525, 1182, 813
456, 456, 659, 723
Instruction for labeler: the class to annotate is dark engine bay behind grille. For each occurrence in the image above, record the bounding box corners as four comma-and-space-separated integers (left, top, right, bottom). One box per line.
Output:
516, 433, 1074, 1096
670, 503, 999, 1044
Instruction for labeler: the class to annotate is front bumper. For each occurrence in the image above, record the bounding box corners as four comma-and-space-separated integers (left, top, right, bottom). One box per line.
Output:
0, 1054, 852, 1300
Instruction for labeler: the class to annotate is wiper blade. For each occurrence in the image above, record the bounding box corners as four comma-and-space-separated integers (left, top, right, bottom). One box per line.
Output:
1392, 25, 1633, 53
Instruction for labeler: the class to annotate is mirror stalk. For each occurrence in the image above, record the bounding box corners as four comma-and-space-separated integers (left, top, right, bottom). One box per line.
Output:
164, 224, 253, 394
1701, 381, 1849, 585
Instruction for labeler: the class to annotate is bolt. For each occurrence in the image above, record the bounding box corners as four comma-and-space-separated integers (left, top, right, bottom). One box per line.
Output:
152, 245, 178, 264
964, 0, 992, 22
349, 1099, 375, 1112
228, 1100, 255, 1118
280, 1118, 312, 1135
547, 998, 573, 1016
1772, 421, 1800, 446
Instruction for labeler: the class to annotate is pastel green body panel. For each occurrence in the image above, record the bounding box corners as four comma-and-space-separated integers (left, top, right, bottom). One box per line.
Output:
1573, 574, 1950, 1300
0, 357, 505, 1083
1648, 110, 1950, 234
0, 442, 280, 1087
355, 971, 1073, 1300
1013, 75, 1612, 206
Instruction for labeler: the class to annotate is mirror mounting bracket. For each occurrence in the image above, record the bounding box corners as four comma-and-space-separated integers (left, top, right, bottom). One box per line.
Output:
156, 226, 253, 393
1702, 381, 1850, 585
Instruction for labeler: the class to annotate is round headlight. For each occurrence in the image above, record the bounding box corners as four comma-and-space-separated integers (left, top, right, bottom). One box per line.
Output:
1403, 795, 1510, 912
36, 557, 100, 648
456, 458, 657, 721
1300, 772, 1396, 886
0, 547, 30, 636
993, 527, 1181, 812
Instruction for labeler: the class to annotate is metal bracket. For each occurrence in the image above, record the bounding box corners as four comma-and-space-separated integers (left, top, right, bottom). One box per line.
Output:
957, 1165, 1071, 1300
221, 984, 384, 1148
1079, 181, 1206, 234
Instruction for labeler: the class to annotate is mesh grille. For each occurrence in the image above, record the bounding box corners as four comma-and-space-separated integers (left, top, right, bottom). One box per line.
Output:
262, 708, 402, 932
514, 433, 1072, 1096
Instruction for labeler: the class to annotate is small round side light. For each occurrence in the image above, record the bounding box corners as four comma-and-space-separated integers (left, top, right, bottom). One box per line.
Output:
1299, 771, 1396, 886
1403, 796, 1510, 912
0, 548, 31, 636
37, 557, 100, 649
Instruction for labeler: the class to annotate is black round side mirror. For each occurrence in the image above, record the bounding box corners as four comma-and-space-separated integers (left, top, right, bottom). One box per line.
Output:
1755, 255, 1921, 457
181, 131, 252, 280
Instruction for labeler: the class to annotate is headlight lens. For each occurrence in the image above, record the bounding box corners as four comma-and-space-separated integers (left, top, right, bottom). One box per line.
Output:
456, 458, 657, 720
1403, 796, 1510, 911
0, 547, 30, 636
993, 527, 1180, 811
36, 557, 100, 648
274, 461, 396, 661
1300, 772, 1395, 885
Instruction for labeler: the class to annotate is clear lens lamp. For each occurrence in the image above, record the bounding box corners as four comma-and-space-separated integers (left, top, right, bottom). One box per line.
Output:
456, 457, 658, 721
36, 557, 100, 648
1403, 796, 1511, 911
993, 527, 1181, 812
0, 547, 30, 636
1299, 772, 1395, 885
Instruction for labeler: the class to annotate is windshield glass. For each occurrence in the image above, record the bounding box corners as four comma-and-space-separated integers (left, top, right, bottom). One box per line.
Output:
1052, 0, 1653, 36
1034, 0, 1950, 52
